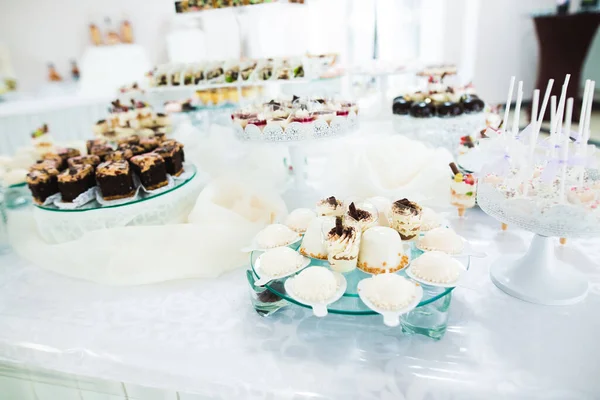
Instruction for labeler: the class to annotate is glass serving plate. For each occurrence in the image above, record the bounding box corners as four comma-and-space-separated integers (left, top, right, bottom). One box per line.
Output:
249, 243, 470, 316
34, 164, 197, 213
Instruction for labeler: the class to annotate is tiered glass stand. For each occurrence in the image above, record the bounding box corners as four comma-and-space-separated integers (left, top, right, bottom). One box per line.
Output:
247, 243, 470, 340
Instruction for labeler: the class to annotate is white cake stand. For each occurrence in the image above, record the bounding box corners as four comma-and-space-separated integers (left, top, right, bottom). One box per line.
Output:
477, 182, 599, 305
232, 112, 358, 208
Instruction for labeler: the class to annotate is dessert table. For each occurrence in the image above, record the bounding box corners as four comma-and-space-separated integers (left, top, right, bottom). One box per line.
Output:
0, 208, 599, 399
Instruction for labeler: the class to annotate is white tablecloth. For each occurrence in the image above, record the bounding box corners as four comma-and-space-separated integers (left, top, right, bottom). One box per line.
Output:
0, 208, 599, 399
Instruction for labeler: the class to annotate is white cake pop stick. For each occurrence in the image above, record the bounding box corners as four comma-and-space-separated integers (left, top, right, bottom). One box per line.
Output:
559, 98, 573, 203
502, 76, 515, 133
577, 80, 590, 143
535, 79, 555, 134
511, 81, 523, 139
523, 89, 540, 197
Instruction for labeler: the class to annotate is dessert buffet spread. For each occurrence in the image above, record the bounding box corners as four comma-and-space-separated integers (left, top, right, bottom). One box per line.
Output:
248, 195, 469, 327
231, 96, 358, 141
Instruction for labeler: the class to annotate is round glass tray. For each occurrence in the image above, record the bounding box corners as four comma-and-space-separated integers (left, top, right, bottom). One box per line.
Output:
34, 164, 197, 213
250, 243, 470, 315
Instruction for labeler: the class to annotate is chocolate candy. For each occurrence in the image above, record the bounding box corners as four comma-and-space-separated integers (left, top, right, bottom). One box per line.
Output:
409, 101, 435, 118
392, 96, 412, 115
461, 95, 484, 113
436, 101, 463, 117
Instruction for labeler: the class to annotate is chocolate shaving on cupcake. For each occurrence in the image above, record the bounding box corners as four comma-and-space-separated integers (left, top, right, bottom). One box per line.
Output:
449, 162, 460, 176
348, 202, 370, 221
392, 198, 421, 215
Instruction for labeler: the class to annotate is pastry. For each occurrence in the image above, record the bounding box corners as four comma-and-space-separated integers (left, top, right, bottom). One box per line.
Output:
359, 274, 418, 311
67, 155, 101, 168
460, 94, 485, 113
30, 160, 61, 173
449, 163, 477, 216
254, 224, 300, 249
285, 208, 317, 234
26, 169, 59, 204
258, 247, 306, 278
316, 196, 344, 217
390, 198, 422, 240
130, 153, 168, 190
418, 227, 464, 255
224, 66, 239, 83
409, 101, 435, 118
40, 153, 64, 169
436, 101, 463, 117
57, 164, 96, 202
357, 226, 408, 274
231, 111, 257, 128
288, 266, 338, 302
86, 139, 106, 154
326, 216, 361, 273
567, 187, 595, 205
93, 119, 110, 136
118, 143, 145, 157
96, 160, 136, 200
155, 113, 171, 127
57, 148, 81, 169
117, 135, 140, 146
299, 216, 335, 260
291, 109, 315, 123
139, 137, 160, 152
154, 144, 184, 176
410, 251, 461, 285
346, 202, 377, 232
392, 96, 412, 115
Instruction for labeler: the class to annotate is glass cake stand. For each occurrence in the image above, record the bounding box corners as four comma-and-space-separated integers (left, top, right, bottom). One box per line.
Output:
232, 113, 358, 209
477, 180, 600, 306
247, 243, 470, 340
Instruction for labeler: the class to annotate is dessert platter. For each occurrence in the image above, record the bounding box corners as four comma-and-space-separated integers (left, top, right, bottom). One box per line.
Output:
392, 75, 487, 156
477, 75, 600, 305
247, 196, 471, 339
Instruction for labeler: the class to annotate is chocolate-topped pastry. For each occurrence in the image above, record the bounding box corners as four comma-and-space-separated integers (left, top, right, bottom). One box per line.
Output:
57, 164, 95, 202
161, 139, 185, 161
316, 196, 345, 217
32, 159, 61, 172
391, 198, 423, 240
67, 155, 101, 168
392, 96, 412, 115
346, 202, 377, 232
117, 135, 140, 146
86, 138, 106, 154
150, 131, 167, 143
26, 168, 59, 204
436, 101, 463, 117
57, 148, 81, 164
118, 143, 145, 156
326, 216, 361, 273
90, 144, 114, 161
104, 149, 134, 162
96, 160, 136, 200
409, 101, 435, 118
154, 144, 184, 176
139, 137, 160, 152
130, 153, 168, 190
460, 94, 485, 113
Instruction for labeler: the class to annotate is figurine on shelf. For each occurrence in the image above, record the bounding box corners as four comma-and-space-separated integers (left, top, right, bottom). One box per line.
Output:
104, 17, 121, 45
71, 60, 80, 81
120, 18, 134, 44
89, 22, 102, 46
47, 63, 62, 82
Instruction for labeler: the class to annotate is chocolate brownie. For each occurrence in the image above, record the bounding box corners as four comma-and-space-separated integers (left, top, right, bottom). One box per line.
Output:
86, 138, 106, 154
139, 137, 160, 152
90, 144, 114, 161
96, 160, 136, 200
67, 155, 101, 168
57, 164, 96, 202
117, 135, 140, 146
130, 153, 168, 190
26, 168, 59, 204
118, 143, 145, 156
154, 144, 184, 176
104, 148, 134, 162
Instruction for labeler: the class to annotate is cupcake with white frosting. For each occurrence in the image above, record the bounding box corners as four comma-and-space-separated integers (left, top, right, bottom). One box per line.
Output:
326, 216, 361, 273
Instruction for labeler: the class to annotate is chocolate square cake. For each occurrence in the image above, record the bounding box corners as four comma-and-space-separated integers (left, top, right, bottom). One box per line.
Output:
26, 168, 59, 204
117, 135, 140, 146
96, 160, 136, 200
130, 153, 168, 190
86, 138, 106, 154
154, 143, 184, 175
57, 148, 81, 168
31, 159, 61, 172
104, 148, 134, 162
57, 164, 96, 202
41, 152, 67, 170
90, 144, 114, 161
118, 143, 145, 156
139, 137, 160, 152
67, 155, 101, 168
150, 131, 167, 143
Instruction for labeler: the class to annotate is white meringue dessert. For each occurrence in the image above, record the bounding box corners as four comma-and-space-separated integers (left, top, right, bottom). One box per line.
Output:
289, 266, 338, 302
410, 251, 462, 285
420, 207, 442, 232
285, 208, 317, 233
358, 226, 408, 274
254, 223, 300, 249
417, 227, 464, 254
258, 247, 307, 278
299, 216, 335, 259
359, 274, 418, 311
